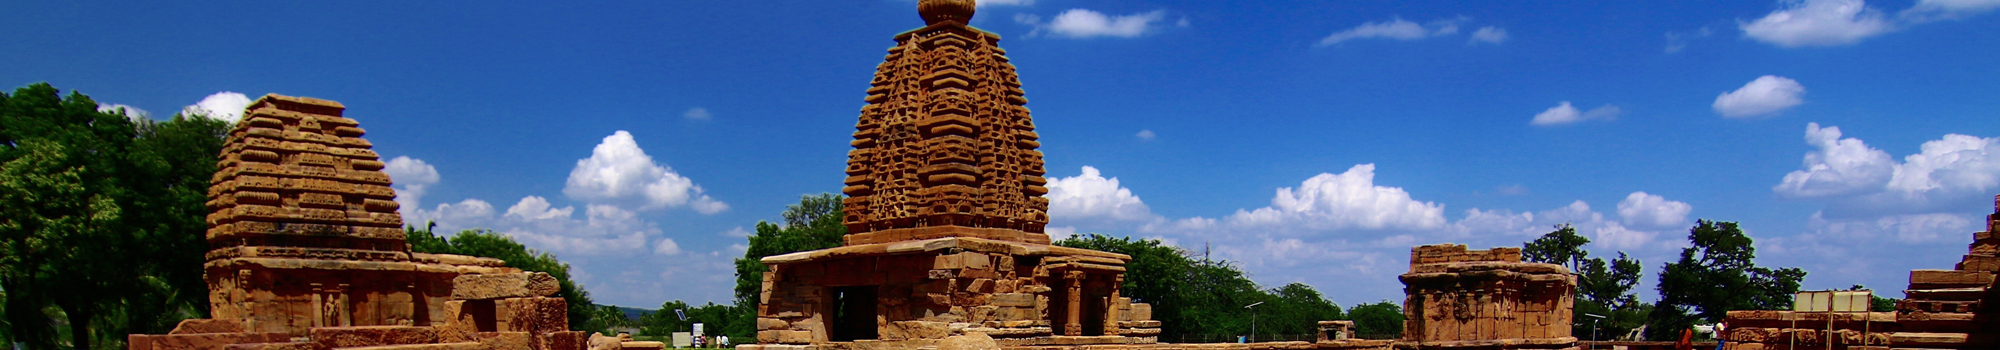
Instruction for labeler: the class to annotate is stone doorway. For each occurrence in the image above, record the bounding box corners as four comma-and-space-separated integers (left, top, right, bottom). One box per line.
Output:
829, 286, 878, 341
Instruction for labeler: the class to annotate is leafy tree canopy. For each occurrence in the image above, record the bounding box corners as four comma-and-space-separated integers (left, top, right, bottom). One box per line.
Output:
1649, 220, 1805, 340
2, 83, 226, 350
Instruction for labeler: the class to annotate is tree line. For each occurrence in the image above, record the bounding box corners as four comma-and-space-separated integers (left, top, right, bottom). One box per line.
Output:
2, 84, 231, 350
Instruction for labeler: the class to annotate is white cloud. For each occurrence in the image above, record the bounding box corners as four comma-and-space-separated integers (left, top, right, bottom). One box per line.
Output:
1135, 129, 1156, 140
975, 0, 1033, 6
1317, 18, 1451, 46
1741, 0, 1894, 47
683, 107, 711, 121
653, 238, 683, 255
1903, 0, 2000, 20
1774, 123, 1897, 198
719, 226, 751, 238
506, 196, 576, 221
1776, 123, 2000, 217
1807, 211, 1978, 243
1495, 184, 1530, 196
1316, 17, 1498, 47
1222, 164, 1447, 232
1469, 26, 1509, 44
1045, 226, 1077, 241
97, 104, 149, 122
182, 92, 253, 123
1018, 9, 1168, 39
1046, 166, 1158, 223
1617, 192, 1693, 229
1530, 101, 1622, 126
385, 156, 442, 216
563, 131, 727, 213
1664, 26, 1714, 53
1713, 75, 1806, 118
406, 199, 497, 228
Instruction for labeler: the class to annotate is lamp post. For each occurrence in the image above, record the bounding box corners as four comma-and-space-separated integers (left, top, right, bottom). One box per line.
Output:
1583, 313, 1607, 349
1244, 302, 1265, 343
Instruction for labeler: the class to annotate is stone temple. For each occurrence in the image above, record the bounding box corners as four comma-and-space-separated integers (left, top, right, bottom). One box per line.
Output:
127, 95, 590, 350
748, 0, 1161, 347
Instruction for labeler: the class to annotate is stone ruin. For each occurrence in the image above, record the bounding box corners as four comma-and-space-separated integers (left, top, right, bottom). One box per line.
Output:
1721, 194, 1999, 350
1398, 245, 1576, 350
743, 1, 1162, 349
126, 94, 590, 350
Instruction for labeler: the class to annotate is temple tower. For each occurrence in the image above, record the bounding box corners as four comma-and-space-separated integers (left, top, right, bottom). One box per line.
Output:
748, 2, 1159, 348
839, 0, 1051, 245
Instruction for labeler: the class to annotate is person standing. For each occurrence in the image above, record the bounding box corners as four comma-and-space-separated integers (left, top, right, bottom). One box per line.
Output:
1713, 322, 1727, 350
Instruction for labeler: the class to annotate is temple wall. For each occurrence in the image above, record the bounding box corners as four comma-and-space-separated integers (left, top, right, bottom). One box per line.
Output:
1399, 244, 1577, 350
755, 237, 1157, 348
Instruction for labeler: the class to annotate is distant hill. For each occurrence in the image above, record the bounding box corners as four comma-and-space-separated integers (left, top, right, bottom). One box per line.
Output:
599, 304, 657, 321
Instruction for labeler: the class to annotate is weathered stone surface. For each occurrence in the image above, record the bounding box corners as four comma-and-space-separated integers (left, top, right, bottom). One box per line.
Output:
170, 319, 247, 335
1398, 244, 1575, 349
586, 333, 619, 350
838, 0, 1049, 239
938, 333, 999, 350
310, 326, 439, 349
453, 272, 561, 300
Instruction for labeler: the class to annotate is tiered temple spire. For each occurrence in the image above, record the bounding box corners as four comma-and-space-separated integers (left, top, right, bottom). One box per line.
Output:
840, 0, 1051, 240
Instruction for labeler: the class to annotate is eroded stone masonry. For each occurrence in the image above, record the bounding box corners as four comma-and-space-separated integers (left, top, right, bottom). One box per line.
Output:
1400, 245, 1576, 350
127, 95, 589, 350
1721, 195, 2000, 350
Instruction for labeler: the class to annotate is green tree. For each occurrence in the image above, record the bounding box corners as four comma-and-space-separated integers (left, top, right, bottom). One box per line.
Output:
728, 194, 845, 342
0, 83, 223, 350
637, 300, 746, 341
1524, 224, 1591, 271
1522, 224, 1651, 340
404, 227, 597, 331
1259, 283, 1344, 338
1347, 301, 1403, 339
1650, 220, 1805, 340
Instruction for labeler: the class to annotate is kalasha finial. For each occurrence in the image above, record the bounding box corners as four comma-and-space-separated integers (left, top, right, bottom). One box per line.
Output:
919, 0, 975, 25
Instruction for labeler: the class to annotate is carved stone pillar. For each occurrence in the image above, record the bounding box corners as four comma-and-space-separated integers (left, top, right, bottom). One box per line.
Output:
1064, 270, 1084, 336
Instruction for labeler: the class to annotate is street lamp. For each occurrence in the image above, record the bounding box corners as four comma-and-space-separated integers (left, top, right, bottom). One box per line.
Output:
1583, 313, 1607, 349
1244, 302, 1265, 343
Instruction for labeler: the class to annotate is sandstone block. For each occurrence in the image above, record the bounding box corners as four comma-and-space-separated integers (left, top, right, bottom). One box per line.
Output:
938, 333, 999, 350
452, 272, 561, 300
882, 321, 949, 340
989, 293, 1034, 307
759, 317, 792, 330
475, 332, 531, 350
170, 319, 246, 334
310, 326, 439, 349
618, 341, 665, 350
778, 330, 813, 344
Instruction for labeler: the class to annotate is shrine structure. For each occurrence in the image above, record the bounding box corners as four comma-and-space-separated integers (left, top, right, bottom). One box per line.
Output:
1398, 245, 1577, 350
1721, 195, 1999, 350
746, 0, 1161, 348
126, 94, 589, 350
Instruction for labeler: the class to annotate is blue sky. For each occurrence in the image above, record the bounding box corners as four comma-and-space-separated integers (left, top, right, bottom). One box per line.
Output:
6, 0, 1998, 309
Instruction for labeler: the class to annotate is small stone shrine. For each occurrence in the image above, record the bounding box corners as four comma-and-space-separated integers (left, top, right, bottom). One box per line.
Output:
1398, 245, 1578, 350
745, 0, 1163, 349
1722, 194, 1999, 350
127, 94, 589, 350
